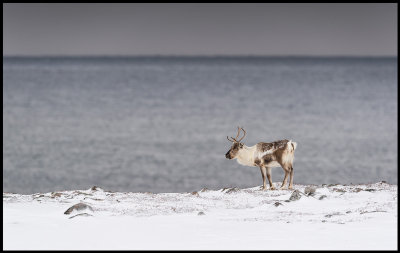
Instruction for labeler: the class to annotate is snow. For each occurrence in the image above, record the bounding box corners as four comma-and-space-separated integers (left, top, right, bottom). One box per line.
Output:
3, 182, 397, 250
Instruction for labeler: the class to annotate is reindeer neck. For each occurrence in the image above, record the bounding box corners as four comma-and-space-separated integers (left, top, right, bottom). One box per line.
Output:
236, 144, 256, 166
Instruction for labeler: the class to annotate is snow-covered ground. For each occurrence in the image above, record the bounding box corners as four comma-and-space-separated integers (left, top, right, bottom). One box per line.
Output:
3, 182, 397, 250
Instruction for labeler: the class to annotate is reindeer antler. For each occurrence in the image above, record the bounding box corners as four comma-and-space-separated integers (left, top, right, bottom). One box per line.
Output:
237, 127, 246, 142
227, 126, 246, 143
227, 136, 235, 142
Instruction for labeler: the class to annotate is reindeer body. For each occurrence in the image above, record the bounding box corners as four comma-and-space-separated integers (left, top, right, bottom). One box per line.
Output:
226, 127, 297, 190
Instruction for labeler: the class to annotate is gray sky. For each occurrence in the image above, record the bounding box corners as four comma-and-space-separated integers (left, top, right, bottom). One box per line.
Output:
3, 3, 398, 56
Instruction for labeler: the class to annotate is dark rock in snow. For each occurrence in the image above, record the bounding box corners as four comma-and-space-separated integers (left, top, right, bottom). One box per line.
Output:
325, 212, 341, 218
333, 188, 346, 193
304, 186, 316, 196
33, 194, 45, 199
274, 202, 283, 207
51, 192, 62, 198
224, 187, 240, 194
198, 211, 205, 216
289, 190, 301, 201
191, 191, 199, 196
64, 203, 94, 215
319, 195, 327, 200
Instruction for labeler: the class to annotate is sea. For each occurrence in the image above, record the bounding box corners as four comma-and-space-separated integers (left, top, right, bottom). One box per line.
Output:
3, 56, 397, 194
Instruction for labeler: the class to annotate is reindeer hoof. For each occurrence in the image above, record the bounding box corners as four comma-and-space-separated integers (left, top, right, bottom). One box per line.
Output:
288, 186, 293, 190
270, 187, 276, 190
279, 186, 287, 190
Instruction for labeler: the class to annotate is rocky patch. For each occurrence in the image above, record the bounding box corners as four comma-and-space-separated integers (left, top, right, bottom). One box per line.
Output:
64, 203, 94, 215
289, 190, 302, 201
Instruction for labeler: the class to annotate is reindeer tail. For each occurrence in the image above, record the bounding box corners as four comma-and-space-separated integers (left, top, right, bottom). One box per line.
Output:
286, 140, 297, 151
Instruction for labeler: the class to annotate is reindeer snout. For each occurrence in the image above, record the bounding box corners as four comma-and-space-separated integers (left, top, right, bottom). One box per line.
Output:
225, 152, 231, 159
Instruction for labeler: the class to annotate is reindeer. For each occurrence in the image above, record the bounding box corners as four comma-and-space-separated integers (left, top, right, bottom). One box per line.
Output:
225, 127, 297, 190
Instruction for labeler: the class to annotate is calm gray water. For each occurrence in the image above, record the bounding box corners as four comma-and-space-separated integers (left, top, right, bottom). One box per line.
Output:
3, 57, 397, 194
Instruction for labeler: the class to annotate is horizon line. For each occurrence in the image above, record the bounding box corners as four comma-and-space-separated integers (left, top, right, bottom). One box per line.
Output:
3, 54, 397, 59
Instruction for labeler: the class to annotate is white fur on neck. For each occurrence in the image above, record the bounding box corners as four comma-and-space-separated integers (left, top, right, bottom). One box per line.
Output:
235, 145, 256, 167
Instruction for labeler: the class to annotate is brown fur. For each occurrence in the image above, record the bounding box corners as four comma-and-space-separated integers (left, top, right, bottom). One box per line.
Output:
254, 140, 293, 168
256, 140, 295, 190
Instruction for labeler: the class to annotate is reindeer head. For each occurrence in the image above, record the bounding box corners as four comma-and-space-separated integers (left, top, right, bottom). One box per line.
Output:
225, 127, 246, 159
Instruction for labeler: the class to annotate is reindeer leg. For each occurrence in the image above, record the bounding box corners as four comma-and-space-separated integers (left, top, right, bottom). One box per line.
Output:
280, 167, 290, 190
288, 166, 294, 189
266, 167, 275, 190
259, 166, 267, 190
